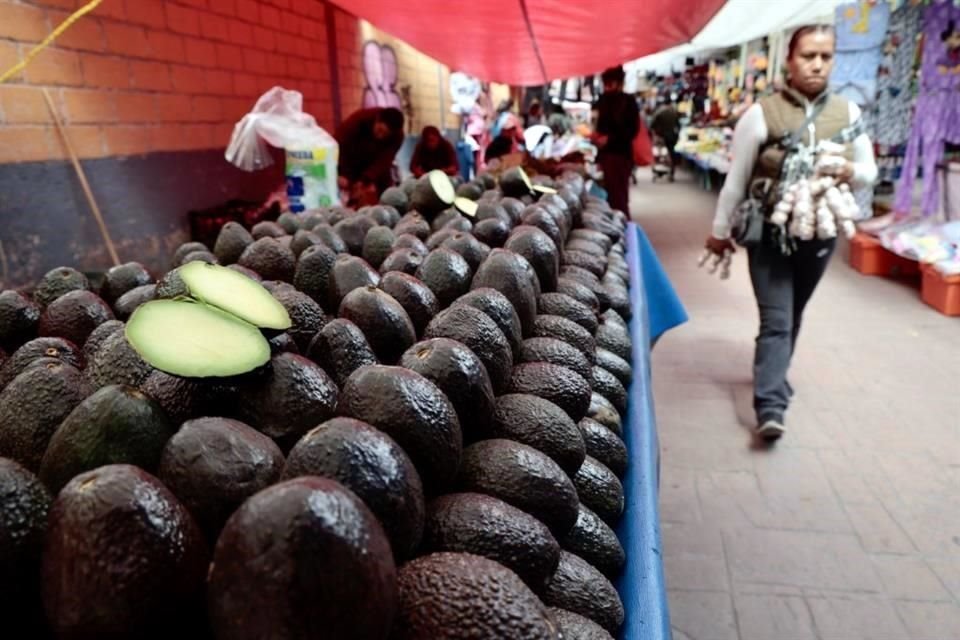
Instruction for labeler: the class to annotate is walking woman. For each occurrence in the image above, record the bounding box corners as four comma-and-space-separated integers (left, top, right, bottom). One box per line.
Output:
704, 25, 877, 442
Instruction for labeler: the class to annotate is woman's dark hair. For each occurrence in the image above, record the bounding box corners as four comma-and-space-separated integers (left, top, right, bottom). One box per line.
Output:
787, 24, 835, 59
421, 125, 441, 138
376, 107, 404, 132
601, 66, 625, 84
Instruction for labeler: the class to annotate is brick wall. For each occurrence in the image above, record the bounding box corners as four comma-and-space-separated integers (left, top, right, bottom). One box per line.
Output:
0, 0, 365, 164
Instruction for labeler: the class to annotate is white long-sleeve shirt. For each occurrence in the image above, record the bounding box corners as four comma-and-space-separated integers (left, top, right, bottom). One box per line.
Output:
711, 99, 878, 239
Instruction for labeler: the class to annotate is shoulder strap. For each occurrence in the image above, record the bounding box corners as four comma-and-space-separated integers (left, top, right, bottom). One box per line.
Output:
782, 96, 830, 149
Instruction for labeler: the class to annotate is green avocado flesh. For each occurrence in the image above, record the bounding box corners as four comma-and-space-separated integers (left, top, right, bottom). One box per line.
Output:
454, 197, 479, 218
179, 262, 291, 330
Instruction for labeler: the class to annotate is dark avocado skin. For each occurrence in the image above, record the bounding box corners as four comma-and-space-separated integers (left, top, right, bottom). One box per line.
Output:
208, 477, 397, 640
213, 221, 254, 264
277, 212, 302, 234
520, 209, 564, 257
171, 241, 208, 267
600, 283, 632, 320
159, 417, 284, 544
338, 365, 462, 492
85, 330, 153, 389
42, 464, 209, 640
181, 250, 218, 265
379, 248, 424, 276
237, 353, 338, 445
112, 284, 157, 321
578, 418, 627, 478
556, 277, 600, 312
507, 362, 591, 423
416, 248, 473, 308
33, 267, 90, 308
272, 288, 328, 352
380, 186, 409, 213
565, 238, 606, 257
573, 456, 624, 525
504, 226, 560, 292
313, 222, 349, 254
139, 369, 217, 425
394, 212, 431, 240
0, 457, 52, 624
424, 305, 513, 395
251, 220, 286, 239
99, 262, 153, 305
547, 608, 615, 640
305, 318, 378, 388
518, 336, 592, 381
543, 551, 624, 633
595, 349, 632, 387
587, 393, 623, 436
0, 361, 89, 472
39, 385, 176, 494
379, 272, 439, 338
154, 267, 188, 299
0, 336, 85, 389
490, 394, 585, 476
338, 286, 416, 365
328, 254, 381, 309
237, 237, 297, 282
601, 309, 628, 332
334, 214, 376, 255
294, 242, 338, 311
367, 204, 401, 227
470, 249, 539, 336
595, 322, 632, 361
38, 290, 115, 347
393, 552, 560, 640
591, 366, 628, 416
291, 230, 324, 258
422, 493, 561, 593
472, 218, 510, 248
456, 439, 579, 536
401, 338, 495, 443
452, 287, 523, 356
569, 229, 612, 253
532, 314, 596, 363
392, 233, 429, 255
558, 504, 625, 578
441, 233, 490, 273
362, 226, 396, 269
538, 292, 598, 334
282, 417, 425, 561
0, 290, 41, 352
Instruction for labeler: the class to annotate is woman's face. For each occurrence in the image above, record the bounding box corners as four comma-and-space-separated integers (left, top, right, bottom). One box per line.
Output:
787, 31, 836, 97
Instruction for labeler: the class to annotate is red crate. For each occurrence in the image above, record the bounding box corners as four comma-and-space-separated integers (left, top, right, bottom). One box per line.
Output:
921, 265, 960, 317
848, 232, 920, 277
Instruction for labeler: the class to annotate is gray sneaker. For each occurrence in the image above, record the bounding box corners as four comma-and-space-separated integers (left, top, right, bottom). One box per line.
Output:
756, 419, 786, 442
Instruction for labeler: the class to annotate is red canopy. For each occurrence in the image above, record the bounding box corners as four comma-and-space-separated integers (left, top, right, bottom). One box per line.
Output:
330, 0, 728, 85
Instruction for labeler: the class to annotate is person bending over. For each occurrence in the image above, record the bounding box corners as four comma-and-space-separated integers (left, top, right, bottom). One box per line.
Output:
409, 126, 458, 178
336, 107, 405, 205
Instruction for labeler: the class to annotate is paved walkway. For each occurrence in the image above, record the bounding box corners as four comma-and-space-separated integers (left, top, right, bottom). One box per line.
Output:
631, 169, 960, 640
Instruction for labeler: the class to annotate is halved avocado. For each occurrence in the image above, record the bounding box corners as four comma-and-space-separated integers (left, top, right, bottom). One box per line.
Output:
501, 167, 534, 198
453, 197, 479, 218
126, 300, 270, 378
179, 262, 290, 330
410, 170, 456, 217
532, 184, 558, 196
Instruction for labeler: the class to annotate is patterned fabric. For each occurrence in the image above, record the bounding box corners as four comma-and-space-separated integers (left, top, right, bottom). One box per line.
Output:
873, 2, 923, 146
831, 1, 892, 106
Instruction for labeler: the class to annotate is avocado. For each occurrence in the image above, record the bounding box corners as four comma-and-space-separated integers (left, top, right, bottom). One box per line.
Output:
138, 369, 222, 425
0, 290, 41, 351
595, 348, 632, 387
38, 384, 175, 493
572, 456, 624, 525
181, 249, 218, 265
0, 457, 52, 624
305, 318, 377, 388
379, 248, 424, 275
380, 186, 409, 213
431, 208, 461, 232
237, 352, 338, 446
99, 262, 153, 305
401, 338, 495, 442
42, 465, 209, 638
600, 283, 632, 319
208, 476, 396, 639
33, 267, 90, 308
490, 394, 586, 476
85, 330, 153, 389
410, 170, 456, 218
422, 493, 561, 592
269, 332, 300, 355
452, 287, 523, 356
338, 286, 416, 364
499, 197, 526, 225
456, 181, 484, 201
112, 283, 157, 320
277, 211, 303, 234
587, 393, 623, 436
532, 314, 596, 362
312, 222, 349, 254
369, 204, 401, 227
290, 229, 324, 257
592, 366, 628, 416
566, 238, 607, 257
379, 272, 439, 337
558, 504, 625, 578
328, 254, 381, 309
596, 320, 632, 361
416, 248, 473, 308
578, 418, 627, 477
500, 167, 534, 198
362, 225, 396, 269
335, 215, 376, 254
548, 608, 615, 640
520, 208, 564, 255
538, 292, 598, 333
393, 552, 560, 640
154, 267, 188, 299
442, 233, 490, 272
338, 365, 462, 491
456, 439, 579, 536
38, 290, 115, 346
227, 263, 262, 281
271, 288, 327, 351
170, 241, 208, 267
508, 363, 591, 423
473, 217, 511, 247
393, 232, 429, 255
213, 221, 254, 264
0, 336, 84, 388
394, 211, 432, 240
237, 237, 296, 282
543, 551, 624, 633
581, 213, 623, 243
569, 229, 612, 252
250, 220, 286, 239
506, 225, 561, 292
293, 242, 338, 310
518, 336, 592, 381
442, 213, 473, 233
282, 417, 425, 560
0, 361, 89, 471
563, 250, 607, 279
159, 417, 284, 542
475, 201, 511, 224
471, 249, 539, 335
82, 319, 123, 360
424, 305, 513, 394
599, 308, 627, 332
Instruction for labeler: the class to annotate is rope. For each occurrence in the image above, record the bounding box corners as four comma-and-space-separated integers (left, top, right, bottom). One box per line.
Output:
0, 0, 104, 84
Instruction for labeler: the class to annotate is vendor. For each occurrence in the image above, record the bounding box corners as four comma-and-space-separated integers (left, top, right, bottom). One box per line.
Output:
594, 66, 640, 214
650, 98, 681, 181
484, 113, 523, 163
704, 24, 877, 442
335, 107, 405, 205
409, 126, 458, 178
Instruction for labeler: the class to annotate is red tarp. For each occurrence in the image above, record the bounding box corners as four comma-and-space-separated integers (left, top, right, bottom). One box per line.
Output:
329, 0, 728, 85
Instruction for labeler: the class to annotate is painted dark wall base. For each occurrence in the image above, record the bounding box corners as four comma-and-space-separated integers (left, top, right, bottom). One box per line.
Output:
0, 148, 283, 290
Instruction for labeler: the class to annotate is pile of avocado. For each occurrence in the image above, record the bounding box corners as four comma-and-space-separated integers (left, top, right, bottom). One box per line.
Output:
0, 167, 635, 639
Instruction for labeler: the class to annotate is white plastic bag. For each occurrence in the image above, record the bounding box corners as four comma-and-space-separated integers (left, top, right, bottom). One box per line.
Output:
225, 87, 339, 210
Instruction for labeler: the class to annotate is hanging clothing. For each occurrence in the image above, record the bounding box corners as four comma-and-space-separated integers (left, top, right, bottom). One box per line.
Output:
831, 1, 891, 107
873, 2, 923, 146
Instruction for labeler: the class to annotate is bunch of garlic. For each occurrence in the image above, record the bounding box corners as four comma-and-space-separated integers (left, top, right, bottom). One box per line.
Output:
772, 150, 859, 241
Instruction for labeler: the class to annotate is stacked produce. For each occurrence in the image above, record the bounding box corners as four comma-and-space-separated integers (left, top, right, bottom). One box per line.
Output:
0, 166, 635, 640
